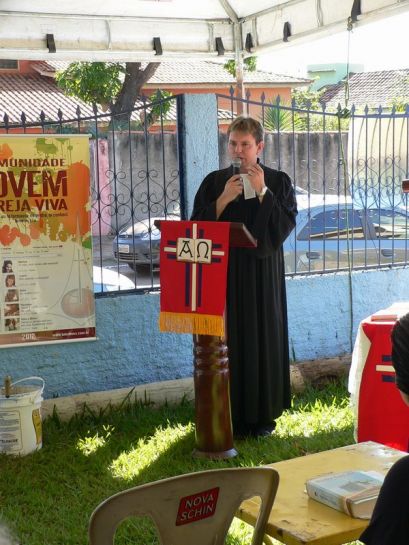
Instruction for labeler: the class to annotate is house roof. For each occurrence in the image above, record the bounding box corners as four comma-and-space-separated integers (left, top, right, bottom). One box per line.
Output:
0, 73, 233, 125
0, 74, 100, 124
0, 59, 310, 125
320, 69, 409, 109
147, 61, 311, 86
32, 60, 311, 86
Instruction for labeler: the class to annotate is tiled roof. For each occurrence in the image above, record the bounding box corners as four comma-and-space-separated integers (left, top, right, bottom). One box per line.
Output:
147, 61, 311, 85
0, 74, 99, 124
32, 60, 311, 85
320, 69, 409, 109
30, 61, 69, 77
0, 73, 232, 125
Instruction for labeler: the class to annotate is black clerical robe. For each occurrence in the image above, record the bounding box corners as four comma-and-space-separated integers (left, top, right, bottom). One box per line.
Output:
191, 164, 297, 429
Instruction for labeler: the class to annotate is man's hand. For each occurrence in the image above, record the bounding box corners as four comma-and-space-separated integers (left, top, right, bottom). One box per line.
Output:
247, 163, 265, 194
221, 174, 243, 203
216, 174, 243, 219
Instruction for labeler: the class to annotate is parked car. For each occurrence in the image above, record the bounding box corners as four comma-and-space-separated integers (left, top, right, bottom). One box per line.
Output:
93, 266, 135, 293
112, 194, 409, 274
113, 214, 179, 272
284, 194, 409, 273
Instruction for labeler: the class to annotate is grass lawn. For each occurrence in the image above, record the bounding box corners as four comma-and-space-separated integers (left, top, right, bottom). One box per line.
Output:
0, 380, 363, 545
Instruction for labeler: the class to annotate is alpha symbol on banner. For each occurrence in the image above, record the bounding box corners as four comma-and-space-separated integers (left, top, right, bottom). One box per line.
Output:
163, 222, 225, 311
176, 237, 212, 264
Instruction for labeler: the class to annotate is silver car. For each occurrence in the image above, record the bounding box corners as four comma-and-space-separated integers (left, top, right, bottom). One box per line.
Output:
112, 194, 409, 275
284, 194, 409, 273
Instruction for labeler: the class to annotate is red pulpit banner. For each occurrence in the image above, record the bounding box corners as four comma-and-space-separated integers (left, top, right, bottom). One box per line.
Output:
159, 220, 230, 336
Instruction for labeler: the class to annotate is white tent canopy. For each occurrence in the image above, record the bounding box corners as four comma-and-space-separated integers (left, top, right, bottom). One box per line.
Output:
1, 0, 409, 62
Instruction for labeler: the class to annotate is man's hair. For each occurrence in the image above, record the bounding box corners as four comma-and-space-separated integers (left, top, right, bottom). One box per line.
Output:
227, 116, 264, 144
391, 313, 409, 395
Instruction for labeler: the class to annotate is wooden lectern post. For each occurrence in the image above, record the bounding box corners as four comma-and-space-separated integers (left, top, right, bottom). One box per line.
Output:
193, 223, 256, 459
155, 221, 257, 459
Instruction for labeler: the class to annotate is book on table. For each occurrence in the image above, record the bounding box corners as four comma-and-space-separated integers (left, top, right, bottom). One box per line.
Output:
305, 470, 384, 519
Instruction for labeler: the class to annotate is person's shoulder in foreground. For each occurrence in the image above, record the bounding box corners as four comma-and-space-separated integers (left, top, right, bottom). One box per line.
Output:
360, 455, 409, 545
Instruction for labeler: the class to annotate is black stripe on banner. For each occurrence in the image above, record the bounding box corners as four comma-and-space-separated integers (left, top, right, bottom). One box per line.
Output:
167, 255, 177, 260
382, 354, 392, 362
212, 258, 221, 263
185, 263, 190, 306
167, 240, 177, 246
198, 263, 202, 308
382, 375, 396, 383
213, 243, 222, 249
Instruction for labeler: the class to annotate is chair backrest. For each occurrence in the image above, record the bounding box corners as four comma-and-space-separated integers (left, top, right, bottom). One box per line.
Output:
89, 466, 279, 545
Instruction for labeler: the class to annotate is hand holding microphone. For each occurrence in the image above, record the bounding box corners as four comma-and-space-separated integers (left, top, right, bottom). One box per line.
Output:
219, 158, 243, 206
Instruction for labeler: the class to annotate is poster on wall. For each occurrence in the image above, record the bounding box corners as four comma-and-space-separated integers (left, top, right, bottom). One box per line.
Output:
0, 134, 96, 348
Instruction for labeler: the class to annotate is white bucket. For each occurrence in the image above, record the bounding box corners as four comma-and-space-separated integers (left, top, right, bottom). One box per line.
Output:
0, 376, 44, 456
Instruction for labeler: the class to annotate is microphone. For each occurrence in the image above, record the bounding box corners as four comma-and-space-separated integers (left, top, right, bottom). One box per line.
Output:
232, 157, 241, 175
232, 158, 242, 202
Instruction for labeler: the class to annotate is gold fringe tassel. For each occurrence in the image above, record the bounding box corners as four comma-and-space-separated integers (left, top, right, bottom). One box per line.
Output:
159, 311, 224, 337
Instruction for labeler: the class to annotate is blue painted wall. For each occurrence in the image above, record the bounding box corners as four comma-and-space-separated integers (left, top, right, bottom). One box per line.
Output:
2, 294, 192, 398
4, 266, 409, 399
2, 95, 409, 399
287, 268, 409, 361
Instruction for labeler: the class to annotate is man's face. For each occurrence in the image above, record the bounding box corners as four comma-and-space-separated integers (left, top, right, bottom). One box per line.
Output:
5, 263, 12, 272
228, 130, 264, 171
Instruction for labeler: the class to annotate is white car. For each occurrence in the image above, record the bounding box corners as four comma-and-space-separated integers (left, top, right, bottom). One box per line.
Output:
93, 266, 135, 293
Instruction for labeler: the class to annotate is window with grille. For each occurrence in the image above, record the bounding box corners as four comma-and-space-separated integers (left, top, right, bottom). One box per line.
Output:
0, 60, 18, 70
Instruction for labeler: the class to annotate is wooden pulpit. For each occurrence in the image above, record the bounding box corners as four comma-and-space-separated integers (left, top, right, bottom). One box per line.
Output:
156, 221, 257, 459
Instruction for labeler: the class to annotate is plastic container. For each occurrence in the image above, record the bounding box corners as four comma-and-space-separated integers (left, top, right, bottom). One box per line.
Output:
0, 376, 44, 456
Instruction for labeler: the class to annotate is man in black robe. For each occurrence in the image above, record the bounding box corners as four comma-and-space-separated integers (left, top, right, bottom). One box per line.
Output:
191, 116, 297, 437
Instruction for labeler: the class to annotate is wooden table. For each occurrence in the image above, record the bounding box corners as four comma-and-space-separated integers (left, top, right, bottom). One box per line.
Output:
237, 441, 407, 545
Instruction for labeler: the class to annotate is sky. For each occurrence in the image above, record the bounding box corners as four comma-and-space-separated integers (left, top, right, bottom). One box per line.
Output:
258, 10, 409, 77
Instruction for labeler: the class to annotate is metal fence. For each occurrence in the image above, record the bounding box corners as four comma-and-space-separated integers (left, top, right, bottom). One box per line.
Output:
3, 91, 409, 296
1, 93, 182, 296
217, 91, 409, 276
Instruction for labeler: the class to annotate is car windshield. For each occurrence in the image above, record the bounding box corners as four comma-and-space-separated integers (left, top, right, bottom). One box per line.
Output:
123, 220, 155, 237
367, 209, 409, 239
297, 208, 365, 240
122, 214, 179, 237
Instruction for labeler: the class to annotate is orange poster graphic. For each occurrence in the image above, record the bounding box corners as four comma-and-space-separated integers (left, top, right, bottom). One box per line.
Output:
0, 135, 95, 347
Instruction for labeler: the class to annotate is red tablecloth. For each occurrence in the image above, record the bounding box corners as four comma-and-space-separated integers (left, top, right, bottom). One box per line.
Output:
349, 305, 409, 452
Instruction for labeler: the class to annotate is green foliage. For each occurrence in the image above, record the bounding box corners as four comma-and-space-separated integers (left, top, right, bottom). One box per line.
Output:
144, 90, 173, 127
262, 88, 350, 133
263, 106, 304, 132
55, 62, 125, 106
223, 56, 257, 77
292, 88, 325, 111
388, 96, 409, 112
0, 381, 355, 545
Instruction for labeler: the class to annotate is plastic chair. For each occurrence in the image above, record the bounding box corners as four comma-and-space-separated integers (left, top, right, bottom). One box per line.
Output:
89, 466, 279, 545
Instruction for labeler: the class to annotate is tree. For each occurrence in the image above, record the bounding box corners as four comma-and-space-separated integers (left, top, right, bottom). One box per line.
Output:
56, 61, 160, 122
223, 56, 257, 77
